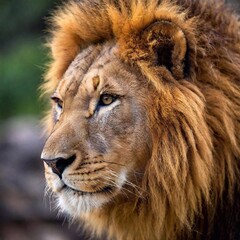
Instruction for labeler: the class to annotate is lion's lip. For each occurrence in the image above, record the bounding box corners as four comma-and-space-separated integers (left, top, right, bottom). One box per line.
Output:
62, 184, 113, 195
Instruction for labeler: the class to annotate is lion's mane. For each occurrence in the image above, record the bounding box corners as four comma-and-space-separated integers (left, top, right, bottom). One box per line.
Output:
43, 0, 240, 239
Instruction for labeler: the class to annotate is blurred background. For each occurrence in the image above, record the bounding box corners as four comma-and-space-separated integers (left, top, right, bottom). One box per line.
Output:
0, 0, 239, 240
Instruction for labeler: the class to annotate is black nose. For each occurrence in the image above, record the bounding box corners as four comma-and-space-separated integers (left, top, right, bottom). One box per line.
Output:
42, 155, 76, 179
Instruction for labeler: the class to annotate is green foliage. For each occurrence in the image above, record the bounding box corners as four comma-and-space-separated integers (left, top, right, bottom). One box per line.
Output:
0, 38, 47, 119
0, 0, 57, 121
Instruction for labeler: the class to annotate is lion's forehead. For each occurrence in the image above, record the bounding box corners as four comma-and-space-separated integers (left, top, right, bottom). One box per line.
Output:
57, 42, 118, 97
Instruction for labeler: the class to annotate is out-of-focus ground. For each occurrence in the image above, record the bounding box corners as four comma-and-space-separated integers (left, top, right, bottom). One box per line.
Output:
0, 1, 239, 240
228, 0, 240, 9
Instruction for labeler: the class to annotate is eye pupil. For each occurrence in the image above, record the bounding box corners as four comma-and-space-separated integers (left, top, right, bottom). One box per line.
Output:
102, 95, 113, 105
101, 94, 113, 105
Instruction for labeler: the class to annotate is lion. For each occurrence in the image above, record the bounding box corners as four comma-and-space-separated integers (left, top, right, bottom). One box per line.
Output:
41, 0, 240, 239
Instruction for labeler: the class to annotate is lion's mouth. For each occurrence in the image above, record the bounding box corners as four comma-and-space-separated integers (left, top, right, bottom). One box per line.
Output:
62, 184, 114, 195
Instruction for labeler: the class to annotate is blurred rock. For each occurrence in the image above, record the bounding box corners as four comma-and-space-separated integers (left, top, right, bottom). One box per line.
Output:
0, 117, 46, 221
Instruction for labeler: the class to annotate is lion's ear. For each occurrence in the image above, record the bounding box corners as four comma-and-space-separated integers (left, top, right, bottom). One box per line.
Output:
142, 20, 187, 79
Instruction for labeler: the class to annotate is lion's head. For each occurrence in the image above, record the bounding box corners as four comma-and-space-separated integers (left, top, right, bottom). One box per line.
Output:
42, 43, 152, 213
41, 0, 240, 239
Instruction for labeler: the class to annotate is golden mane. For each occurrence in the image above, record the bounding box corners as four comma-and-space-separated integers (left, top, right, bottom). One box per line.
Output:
43, 0, 240, 239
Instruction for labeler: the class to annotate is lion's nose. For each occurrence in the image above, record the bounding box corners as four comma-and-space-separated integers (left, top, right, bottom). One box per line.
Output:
42, 155, 76, 179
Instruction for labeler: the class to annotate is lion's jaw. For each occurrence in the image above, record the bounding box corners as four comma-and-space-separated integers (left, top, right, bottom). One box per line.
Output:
41, 43, 152, 215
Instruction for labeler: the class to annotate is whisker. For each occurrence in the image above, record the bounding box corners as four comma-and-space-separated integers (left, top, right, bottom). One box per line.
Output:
108, 170, 146, 198
109, 170, 145, 192
101, 178, 131, 199
106, 161, 127, 167
103, 175, 144, 199
105, 161, 145, 176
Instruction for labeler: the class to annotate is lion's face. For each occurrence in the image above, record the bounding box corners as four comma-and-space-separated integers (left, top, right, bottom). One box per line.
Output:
41, 42, 152, 214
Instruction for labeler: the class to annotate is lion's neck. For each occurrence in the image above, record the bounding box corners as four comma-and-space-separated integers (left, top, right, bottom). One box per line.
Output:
80, 198, 166, 240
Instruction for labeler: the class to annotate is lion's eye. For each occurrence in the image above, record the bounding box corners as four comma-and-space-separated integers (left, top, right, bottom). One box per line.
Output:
99, 94, 117, 106
51, 96, 63, 110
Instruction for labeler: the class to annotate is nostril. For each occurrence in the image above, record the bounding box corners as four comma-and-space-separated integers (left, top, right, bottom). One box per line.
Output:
55, 156, 75, 176
42, 155, 76, 179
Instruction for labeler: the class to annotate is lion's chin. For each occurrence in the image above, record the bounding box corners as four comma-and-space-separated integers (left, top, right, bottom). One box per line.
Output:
49, 170, 128, 215
56, 184, 117, 215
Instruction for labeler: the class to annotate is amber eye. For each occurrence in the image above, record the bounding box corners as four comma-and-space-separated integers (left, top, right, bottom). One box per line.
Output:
99, 94, 117, 106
